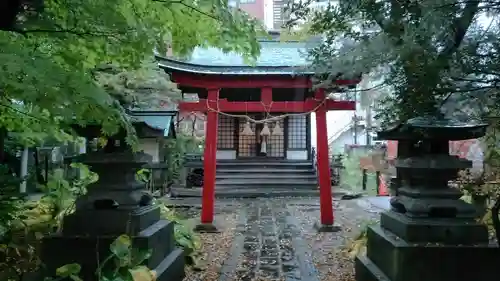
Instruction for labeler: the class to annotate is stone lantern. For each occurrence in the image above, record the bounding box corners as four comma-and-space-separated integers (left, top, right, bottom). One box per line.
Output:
41, 125, 185, 281
356, 116, 500, 281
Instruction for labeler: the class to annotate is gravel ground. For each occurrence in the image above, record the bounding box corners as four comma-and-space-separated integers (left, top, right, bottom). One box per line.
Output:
290, 199, 379, 281
184, 209, 240, 281
173, 198, 380, 281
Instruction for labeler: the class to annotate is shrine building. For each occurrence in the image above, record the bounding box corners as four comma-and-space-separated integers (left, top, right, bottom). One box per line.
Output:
156, 33, 360, 228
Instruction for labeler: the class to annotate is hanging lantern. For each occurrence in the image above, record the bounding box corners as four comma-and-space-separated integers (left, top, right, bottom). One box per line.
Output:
272, 122, 283, 136
260, 123, 271, 136
241, 121, 254, 136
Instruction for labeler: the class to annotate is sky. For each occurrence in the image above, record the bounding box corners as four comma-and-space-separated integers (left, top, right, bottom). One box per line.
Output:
310, 110, 356, 148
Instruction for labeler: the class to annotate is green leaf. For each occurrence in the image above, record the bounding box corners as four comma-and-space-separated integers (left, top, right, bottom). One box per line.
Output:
69, 274, 84, 281
0, 0, 263, 154
189, 253, 207, 271
55, 263, 82, 277
116, 267, 135, 281
110, 234, 132, 259
130, 248, 153, 267
129, 266, 155, 281
192, 236, 202, 250
176, 236, 195, 254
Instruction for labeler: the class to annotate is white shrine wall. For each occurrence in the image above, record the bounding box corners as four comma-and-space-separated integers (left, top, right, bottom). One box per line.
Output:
286, 115, 309, 160
216, 115, 237, 159
215, 114, 311, 160
138, 138, 160, 162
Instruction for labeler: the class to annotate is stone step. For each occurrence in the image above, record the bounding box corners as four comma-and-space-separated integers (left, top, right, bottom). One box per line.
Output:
216, 168, 316, 174
171, 187, 347, 198
214, 184, 317, 191
216, 178, 317, 185
216, 162, 313, 169
215, 184, 317, 190
154, 248, 185, 281
217, 159, 310, 163
216, 174, 317, 180
174, 188, 312, 198
184, 160, 320, 197
355, 255, 391, 281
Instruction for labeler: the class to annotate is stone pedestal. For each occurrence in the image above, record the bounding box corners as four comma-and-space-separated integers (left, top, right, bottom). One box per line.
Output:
313, 221, 342, 232
356, 225, 499, 281
356, 117, 500, 281
41, 150, 185, 281
388, 176, 400, 196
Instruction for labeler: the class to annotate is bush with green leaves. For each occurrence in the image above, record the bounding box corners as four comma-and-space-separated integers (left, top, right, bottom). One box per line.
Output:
343, 220, 379, 260
1, 159, 205, 280
340, 153, 363, 191
340, 151, 378, 194
46, 234, 156, 281
164, 134, 204, 185
0, 165, 24, 240
0, 163, 98, 281
155, 200, 204, 270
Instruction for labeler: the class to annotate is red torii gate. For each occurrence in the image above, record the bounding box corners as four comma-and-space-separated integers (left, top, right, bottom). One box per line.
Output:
156, 36, 360, 231
172, 72, 358, 230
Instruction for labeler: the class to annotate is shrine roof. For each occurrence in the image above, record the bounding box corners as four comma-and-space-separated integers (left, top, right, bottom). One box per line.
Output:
155, 40, 314, 75
129, 110, 177, 138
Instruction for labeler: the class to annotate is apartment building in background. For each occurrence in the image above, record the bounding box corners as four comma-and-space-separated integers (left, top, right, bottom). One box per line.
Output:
229, 0, 265, 23
309, 0, 330, 11
227, 0, 334, 32
229, 0, 289, 31
271, 0, 287, 30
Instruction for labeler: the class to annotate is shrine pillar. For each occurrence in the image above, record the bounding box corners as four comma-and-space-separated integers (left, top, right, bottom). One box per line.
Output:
196, 88, 219, 232
314, 89, 339, 231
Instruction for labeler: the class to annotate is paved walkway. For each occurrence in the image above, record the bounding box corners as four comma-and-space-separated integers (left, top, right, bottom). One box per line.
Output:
169, 197, 382, 281
224, 200, 314, 281
355, 196, 391, 213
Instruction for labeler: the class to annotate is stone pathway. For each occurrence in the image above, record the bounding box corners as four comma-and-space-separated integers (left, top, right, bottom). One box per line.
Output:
221, 200, 310, 281
183, 197, 382, 281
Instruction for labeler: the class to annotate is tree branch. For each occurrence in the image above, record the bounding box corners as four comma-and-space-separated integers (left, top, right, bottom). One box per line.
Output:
152, 0, 221, 22
363, 0, 389, 34
435, 0, 480, 63
432, 1, 500, 11
362, 0, 405, 46
7, 26, 125, 39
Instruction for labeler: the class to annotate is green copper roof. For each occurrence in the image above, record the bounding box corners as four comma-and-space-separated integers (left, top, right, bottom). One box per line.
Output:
156, 40, 315, 75
129, 111, 177, 137
188, 41, 309, 67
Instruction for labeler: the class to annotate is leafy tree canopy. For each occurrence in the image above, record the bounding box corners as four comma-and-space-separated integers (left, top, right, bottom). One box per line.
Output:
287, 0, 500, 242
95, 61, 182, 111
288, 0, 500, 125
0, 0, 264, 146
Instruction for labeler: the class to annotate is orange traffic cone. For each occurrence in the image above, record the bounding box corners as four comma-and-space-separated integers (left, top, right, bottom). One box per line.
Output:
377, 173, 389, 196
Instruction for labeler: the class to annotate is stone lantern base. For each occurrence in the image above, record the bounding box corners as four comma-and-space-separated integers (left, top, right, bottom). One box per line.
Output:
42, 210, 185, 281
356, 116, 500, 281
40, 150, 185, 281
355, 216, 500, 281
